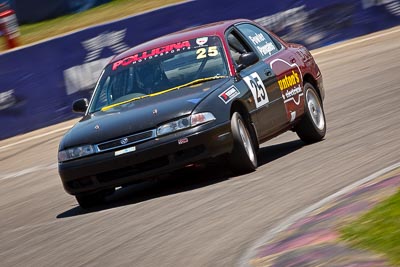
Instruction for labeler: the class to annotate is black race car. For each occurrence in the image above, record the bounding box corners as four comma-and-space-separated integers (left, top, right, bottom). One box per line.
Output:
58, 19, 326, 208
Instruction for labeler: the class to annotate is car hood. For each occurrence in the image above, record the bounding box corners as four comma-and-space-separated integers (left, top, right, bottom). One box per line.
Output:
61, 78, 229, 148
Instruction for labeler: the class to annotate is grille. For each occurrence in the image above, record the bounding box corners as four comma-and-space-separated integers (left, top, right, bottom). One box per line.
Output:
95, 129, 156, 152
96, 156, 169, 183
66, 176, 94, 189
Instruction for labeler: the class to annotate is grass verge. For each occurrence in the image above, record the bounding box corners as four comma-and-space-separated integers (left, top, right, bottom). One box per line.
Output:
1, 0, 184, 52
341, 189, 400, 266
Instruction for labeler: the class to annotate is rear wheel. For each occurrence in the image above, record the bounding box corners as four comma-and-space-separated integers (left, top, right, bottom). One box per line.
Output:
295, 83, 326, 143
228, 112, 257, 174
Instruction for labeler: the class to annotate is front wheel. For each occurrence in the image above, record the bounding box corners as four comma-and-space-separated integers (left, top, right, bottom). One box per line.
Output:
228, 112, 258, 174
295, 83, 326, 143
75, 189, 113, 209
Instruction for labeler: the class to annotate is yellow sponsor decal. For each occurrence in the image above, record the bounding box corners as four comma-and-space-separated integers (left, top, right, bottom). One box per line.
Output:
278, 70, 300, 91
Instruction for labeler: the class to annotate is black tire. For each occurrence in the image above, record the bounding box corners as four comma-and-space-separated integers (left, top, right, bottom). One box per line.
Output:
75, 191, 107, 209
295, 83, 326, 143
228, 112, 257, 174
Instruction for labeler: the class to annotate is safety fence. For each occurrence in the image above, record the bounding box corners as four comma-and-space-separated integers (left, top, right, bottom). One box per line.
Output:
0, 0, 399, 140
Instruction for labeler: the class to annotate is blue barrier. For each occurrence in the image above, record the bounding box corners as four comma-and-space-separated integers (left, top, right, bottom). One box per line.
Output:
0, 0, 399, 140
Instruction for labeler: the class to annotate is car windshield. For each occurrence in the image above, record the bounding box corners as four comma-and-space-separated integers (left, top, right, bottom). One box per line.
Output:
88, 36, 229, 113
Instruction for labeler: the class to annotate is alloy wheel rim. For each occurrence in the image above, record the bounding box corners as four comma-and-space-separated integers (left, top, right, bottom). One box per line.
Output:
306, 89, 325, 130
238, 119, 255, 163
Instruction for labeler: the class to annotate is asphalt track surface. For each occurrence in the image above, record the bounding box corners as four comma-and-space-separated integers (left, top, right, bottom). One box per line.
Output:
1, 26, 400, 267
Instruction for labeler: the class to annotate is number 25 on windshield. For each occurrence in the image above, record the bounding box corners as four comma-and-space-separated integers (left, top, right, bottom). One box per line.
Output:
196, 46, 218, 59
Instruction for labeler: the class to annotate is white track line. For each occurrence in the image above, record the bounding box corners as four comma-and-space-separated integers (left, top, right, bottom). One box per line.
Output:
0, 163, 58, 181
0, 125, 72, 151
238, 161, 400, 267
1, 26, 400, 151
312, 26, 400, 56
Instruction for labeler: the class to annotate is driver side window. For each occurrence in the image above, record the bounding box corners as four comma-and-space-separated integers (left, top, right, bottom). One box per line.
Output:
227, 30, 253, 65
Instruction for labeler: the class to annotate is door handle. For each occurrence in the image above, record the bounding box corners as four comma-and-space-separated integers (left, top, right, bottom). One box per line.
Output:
265, 70, 272, 77
290, 56, 296, 63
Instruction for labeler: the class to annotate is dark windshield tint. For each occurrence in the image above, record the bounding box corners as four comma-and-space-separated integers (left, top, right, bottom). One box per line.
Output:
88, 36, 228, 113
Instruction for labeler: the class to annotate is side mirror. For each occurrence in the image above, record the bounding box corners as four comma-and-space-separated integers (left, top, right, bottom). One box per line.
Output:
237, 52, 259, 72
72, 98, 88, 113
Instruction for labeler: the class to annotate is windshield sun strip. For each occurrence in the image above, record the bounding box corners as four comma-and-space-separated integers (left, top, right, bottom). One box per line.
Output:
100, 76, 228, 112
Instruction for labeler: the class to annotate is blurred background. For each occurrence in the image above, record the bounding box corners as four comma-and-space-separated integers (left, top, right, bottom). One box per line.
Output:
1, 2, 400, 266
3, 0, 111, 24
0, 0, 399, 140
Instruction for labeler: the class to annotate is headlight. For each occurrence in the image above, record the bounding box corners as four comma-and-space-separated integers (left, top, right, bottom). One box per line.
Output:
156, 112, 216, 136
58, 145, 96, 162
190, 112, 216, 127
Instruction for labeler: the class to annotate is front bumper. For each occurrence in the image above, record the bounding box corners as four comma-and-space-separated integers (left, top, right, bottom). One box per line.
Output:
58, 122, 232, 195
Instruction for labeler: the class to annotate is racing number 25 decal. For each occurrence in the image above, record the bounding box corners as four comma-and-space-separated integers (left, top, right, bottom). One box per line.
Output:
196, 46, 218, 59
243, 72, 269, 108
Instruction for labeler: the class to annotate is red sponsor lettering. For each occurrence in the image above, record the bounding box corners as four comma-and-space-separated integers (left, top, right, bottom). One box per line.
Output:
112, 41, 191, 71
178, 138, 189, 145
221, 93, 228, 101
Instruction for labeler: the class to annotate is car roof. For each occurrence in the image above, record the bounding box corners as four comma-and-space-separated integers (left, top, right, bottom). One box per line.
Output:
112, 18, 253, 62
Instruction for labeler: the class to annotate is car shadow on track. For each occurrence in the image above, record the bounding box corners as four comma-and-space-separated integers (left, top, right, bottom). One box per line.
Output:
57, 139, 305, 218
257, 139, 305, 166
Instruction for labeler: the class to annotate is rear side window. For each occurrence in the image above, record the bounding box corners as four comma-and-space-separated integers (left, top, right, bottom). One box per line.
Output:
236, 24, 280, 59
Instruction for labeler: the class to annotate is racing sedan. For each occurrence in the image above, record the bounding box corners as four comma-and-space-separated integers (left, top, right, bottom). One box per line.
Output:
58, 19, 326, 208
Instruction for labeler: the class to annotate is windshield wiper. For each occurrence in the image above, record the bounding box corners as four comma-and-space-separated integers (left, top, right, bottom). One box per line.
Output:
101, 75, 228, 112
174, 75, 228, 89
